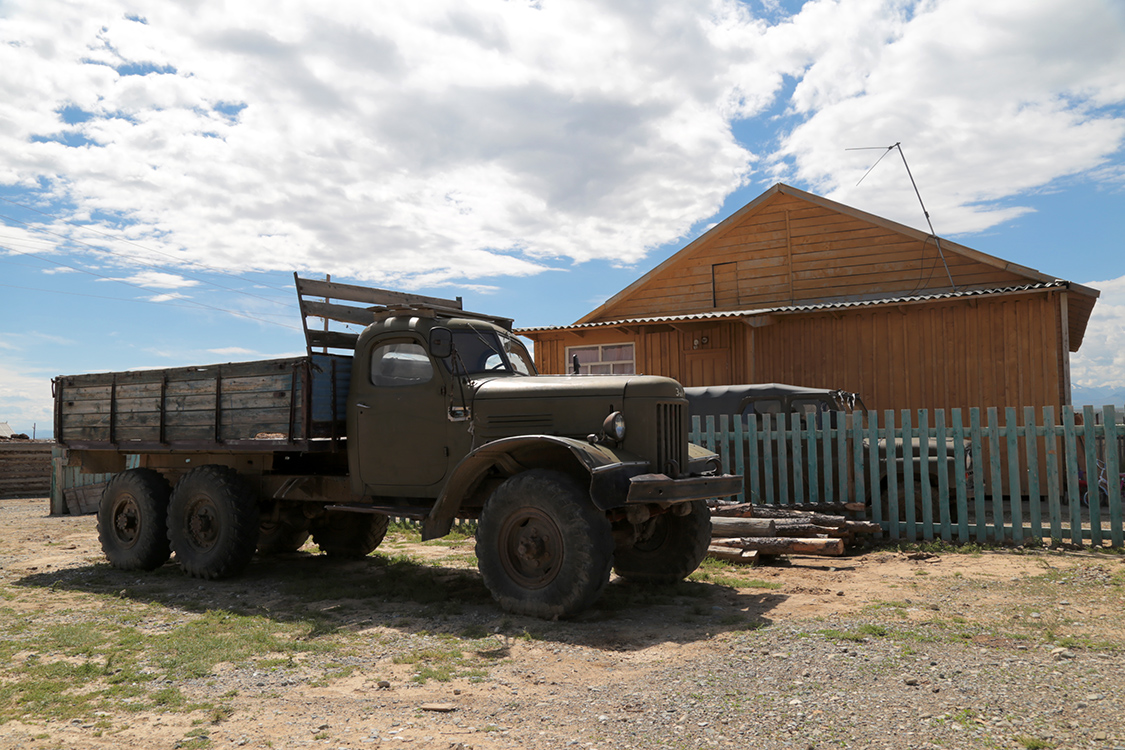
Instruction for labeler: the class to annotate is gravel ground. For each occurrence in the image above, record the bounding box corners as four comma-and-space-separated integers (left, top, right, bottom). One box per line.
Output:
1, 496, 1123, 750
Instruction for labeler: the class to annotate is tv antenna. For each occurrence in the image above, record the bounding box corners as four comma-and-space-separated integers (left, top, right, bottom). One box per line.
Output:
847, 142, 956, 292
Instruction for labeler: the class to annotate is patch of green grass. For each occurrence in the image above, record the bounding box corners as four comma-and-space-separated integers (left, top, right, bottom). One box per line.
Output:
0, 605, 347, 726
1015, 735, 1054, 749
688, 559, 782, 590
818, 623, 889, 643
391, 636, 500, 684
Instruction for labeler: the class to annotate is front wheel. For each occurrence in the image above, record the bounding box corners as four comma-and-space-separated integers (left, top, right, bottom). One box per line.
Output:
167, 465, 260, 579
613, 501, 711, 583
98, 468, 172, 571
476, 470, 613, 619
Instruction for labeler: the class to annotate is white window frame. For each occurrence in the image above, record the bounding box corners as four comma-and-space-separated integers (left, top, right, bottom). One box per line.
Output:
566, 342, 636, 376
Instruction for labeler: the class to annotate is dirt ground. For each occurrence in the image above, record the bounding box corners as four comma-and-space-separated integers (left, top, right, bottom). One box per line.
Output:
2, 496, 1124, 750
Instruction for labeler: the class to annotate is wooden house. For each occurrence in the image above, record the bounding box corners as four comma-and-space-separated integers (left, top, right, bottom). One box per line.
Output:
519, 183, 1099, 415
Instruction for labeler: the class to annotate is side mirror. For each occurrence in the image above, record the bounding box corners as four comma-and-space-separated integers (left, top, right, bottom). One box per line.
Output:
429, 327, 453, 359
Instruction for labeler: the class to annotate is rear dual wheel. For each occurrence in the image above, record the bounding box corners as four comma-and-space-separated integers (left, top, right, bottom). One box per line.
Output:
167, 465, 260, 579
98, 468, 173, 571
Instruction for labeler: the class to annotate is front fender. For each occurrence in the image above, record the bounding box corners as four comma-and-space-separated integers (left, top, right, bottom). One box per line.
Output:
421, 435, 651, 540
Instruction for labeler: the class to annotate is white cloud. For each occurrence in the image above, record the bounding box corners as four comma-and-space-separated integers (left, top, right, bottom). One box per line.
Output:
208, 347, 257, 356
0, 0, 1122, 289
769, 0, 1125, 234
1072, 275, 1125, 389
0, 361, 54, 436
97, 271, 199, 289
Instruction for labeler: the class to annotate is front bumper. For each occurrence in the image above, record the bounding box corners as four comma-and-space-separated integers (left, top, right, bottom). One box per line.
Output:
625, 472, 743, 504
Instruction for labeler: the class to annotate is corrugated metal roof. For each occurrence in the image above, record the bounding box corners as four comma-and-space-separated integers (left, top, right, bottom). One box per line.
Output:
517, 282, 1070, 334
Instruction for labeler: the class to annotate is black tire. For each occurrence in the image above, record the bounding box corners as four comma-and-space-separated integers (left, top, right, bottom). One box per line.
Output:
311, 513, 388, 558
613, 501, 712, 583
476, 469, 613, 619
97, 468, 172, 571
167, 465, 260, 579
257, 520, 310, 554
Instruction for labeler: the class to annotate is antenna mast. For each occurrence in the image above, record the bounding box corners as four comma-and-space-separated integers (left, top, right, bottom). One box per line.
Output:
848, 142, 957, 292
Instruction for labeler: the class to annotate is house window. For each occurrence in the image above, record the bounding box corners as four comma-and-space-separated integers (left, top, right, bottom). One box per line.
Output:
566, 343, 635, 375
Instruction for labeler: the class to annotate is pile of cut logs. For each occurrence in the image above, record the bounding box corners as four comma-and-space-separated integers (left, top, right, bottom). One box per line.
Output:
706, 502, 881, 564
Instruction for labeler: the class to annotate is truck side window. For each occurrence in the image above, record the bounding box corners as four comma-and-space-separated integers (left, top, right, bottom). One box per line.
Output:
747, 399, 782, 417
370, 342, 433, 387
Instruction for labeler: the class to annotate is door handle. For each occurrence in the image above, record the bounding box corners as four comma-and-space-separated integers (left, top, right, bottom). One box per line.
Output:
356, 402, 370, 409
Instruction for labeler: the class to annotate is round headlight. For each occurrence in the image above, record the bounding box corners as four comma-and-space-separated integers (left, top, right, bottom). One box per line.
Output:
602, 411, 626, 441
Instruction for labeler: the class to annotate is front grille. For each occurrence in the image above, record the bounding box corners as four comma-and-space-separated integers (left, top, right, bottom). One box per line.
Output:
656, 401, 686, 477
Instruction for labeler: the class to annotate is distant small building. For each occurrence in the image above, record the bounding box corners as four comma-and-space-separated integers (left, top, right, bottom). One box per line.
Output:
520, 183, 1099, 415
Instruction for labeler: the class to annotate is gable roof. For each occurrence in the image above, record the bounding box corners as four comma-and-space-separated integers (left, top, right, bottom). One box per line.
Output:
570, 183, 1098, 350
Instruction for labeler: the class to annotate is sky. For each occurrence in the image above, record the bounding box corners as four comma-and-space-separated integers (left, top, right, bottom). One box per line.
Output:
1, 0, 1124, 438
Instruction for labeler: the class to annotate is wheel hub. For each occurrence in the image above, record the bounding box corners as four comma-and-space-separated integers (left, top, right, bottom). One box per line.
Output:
185, 497, 219, 551
499, 508, 563, 589
112, 496, 140, 546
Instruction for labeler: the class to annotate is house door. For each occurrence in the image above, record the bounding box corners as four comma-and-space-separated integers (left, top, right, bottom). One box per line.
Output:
683, 349, 731, 387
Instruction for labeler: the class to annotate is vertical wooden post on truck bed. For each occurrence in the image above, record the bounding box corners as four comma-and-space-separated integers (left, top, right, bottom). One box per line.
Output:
109, 373, 118, 447
159, 374, 168, 445
213, 365, 223, 444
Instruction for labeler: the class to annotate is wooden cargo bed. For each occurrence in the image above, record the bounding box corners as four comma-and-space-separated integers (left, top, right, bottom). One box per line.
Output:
54, 354, 350, 453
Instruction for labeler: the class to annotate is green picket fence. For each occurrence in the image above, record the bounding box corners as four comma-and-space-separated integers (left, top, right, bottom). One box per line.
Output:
690, 405, 1125, 547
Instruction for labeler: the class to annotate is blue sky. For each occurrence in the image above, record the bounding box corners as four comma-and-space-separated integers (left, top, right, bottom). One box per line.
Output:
2, 0, 1124, 437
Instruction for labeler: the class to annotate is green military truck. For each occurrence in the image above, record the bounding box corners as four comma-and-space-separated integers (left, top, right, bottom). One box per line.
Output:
54, 277, 740, 618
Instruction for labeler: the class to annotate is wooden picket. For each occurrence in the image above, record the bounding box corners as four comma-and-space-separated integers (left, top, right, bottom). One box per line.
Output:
691, 405, 1125, 547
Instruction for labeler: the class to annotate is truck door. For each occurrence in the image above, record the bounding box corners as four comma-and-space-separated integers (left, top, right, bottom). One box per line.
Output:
353, 339, 449, 490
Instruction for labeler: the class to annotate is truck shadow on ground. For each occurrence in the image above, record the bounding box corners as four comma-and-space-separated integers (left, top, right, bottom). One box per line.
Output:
15, 551, 787, 651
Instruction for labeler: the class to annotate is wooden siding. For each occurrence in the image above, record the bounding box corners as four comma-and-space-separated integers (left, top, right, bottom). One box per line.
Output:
533, 321, 753, 388
751, 291, 1064, 413
534, 291, 1066, 416
594, 193, 1032, 321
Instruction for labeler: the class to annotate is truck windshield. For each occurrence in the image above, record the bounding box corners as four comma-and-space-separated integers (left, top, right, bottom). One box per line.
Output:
446, 328, 536, 376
